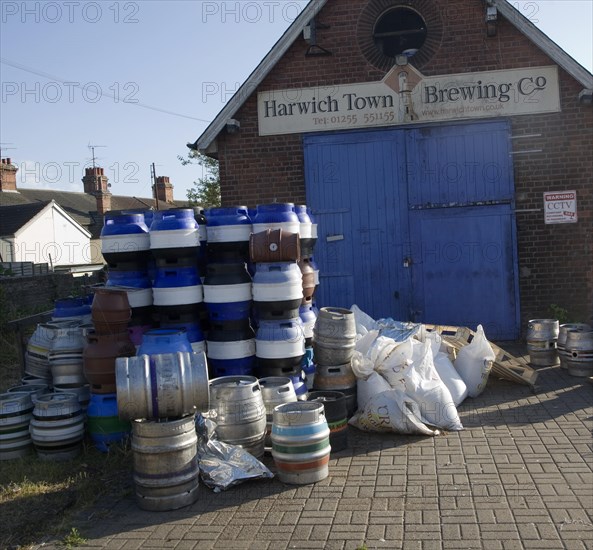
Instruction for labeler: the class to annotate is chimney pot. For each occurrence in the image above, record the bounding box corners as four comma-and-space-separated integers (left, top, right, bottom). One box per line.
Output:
0, 157, 18, 192
155, 175, 175, 204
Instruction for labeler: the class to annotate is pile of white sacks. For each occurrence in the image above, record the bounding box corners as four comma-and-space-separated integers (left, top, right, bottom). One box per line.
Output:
349, 306, 495, 436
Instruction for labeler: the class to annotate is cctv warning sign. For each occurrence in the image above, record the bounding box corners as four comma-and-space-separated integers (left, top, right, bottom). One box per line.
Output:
544, 191, 578, 224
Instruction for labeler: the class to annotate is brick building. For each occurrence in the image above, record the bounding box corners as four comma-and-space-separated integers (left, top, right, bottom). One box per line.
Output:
190, 0, 593, 338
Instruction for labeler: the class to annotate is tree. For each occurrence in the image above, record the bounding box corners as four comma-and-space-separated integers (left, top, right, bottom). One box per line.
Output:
179, 150, 221, 207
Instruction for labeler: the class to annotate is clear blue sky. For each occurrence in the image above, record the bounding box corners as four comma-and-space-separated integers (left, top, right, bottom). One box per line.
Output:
1, 0, 591, 201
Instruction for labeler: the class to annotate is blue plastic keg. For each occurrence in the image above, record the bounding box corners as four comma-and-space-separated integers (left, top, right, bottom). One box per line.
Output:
301, 347, 315, 389
87, 393, 131, 452
252, 262, 303, 320
153, 258, 203, 307
149, 209, 200, 260
255, 319, 305, 375
101, 212, 150, 266
252, 203, 300, 235
52, 297, 92, 324
206, 320, 256, 377
159, 320, 205, 353
205, 206, 252, 262
203, 263, 252, 321
137, 329, 193, 357
299, 299, 318, 348
294, 205, 317, 256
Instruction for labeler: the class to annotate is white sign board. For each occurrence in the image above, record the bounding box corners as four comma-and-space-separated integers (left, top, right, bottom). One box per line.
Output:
544, 191, 578, 224
258, 65, 560, 136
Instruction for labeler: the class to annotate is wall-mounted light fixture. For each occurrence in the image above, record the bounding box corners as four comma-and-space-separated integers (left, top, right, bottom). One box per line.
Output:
486, 6, 498, 37
304, 18, 332, 56
225, 119, 241, 134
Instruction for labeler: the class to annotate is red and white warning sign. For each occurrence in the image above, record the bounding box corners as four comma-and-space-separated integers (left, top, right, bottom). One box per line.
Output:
543, 191, 578, 224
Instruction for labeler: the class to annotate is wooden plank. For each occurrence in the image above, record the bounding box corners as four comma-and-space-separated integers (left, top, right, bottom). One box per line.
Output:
424, 323, 538, 387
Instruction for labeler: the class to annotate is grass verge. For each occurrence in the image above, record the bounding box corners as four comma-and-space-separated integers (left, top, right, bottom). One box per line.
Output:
0, 439, 133, 548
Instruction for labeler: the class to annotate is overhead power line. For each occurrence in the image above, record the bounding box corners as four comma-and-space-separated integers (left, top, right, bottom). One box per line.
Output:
1, 57, 212, 123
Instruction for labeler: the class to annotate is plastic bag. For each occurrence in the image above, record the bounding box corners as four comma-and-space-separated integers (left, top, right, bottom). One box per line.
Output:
453, 325, 495, 398
357, 371, 392, 409
349, 389, 438, 436
376, 319, 422, 342
407, 342, 464, 431
434, 352, 468, 406
196, 414, 274, 492
350, 304, 422, 342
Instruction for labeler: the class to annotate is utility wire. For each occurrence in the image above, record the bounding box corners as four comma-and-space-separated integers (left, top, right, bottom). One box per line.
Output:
1, 57, 212, 123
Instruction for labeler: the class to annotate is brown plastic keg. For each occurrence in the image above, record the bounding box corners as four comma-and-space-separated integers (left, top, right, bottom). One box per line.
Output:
83, 329, 136, 393
299, 258, 316, 301
91, 288, 131, 333
250, 228, 300, 263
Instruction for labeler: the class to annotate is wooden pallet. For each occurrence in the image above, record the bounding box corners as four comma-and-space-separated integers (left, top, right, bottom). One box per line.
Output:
423, 324, 538, 388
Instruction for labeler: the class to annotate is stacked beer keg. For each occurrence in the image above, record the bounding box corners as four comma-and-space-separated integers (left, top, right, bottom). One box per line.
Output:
151, 209, 205, 354
51, 297, 92, 324
313, 307, 358, 418
48, 323, 90, 411
203, 207, 255, 377
5, 300, 94, 460
83, 288, 136, 451
251, 204, 307, 399
115, 340, 209, 510
295, 205, 320, 387
101, 211, 154, 348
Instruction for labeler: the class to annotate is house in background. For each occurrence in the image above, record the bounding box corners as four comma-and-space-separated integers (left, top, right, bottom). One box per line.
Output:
0, 200, 91, 266
0, 158, 188, 264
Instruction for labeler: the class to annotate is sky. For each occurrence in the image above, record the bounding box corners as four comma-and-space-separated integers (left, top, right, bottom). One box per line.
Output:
1, 0, 592, 202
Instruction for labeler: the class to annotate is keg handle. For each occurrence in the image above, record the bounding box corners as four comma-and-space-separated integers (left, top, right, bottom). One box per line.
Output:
278, 387, 290, 394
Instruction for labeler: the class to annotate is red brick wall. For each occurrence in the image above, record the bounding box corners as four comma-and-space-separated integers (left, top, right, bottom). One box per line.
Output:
216, 0, 593, 328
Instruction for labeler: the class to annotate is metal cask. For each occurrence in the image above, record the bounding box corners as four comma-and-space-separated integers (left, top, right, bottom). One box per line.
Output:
313, 363, 357, 418
258, 377, 297, 447
558, 323, 591, 369
209, 376, 267, 458
116, 351, 209, 421
29, 393, 84, 460
271, 401, 331, 484
131, 414, 199, 511
307, 391, 348, 452
0, 392, 34, 460
526, 319, 560, 366
565, 329, 593, 377
313, 308, 356, 366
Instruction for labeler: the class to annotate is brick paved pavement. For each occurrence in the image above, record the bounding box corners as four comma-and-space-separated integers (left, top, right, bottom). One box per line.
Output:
41, 351, 593, 550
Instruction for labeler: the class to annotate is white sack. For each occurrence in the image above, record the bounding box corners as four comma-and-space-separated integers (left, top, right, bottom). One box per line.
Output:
453, 325, 495, 398
357, 372, 392, 410
407, 342, 464, 431
374, 340, 412, 391
351, 304, 377, 336
351, 350, 374, 381
434, 352, 468, 406
425, 331, 444, 357
355, 330, 380, 356
349, 389, 438, 436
